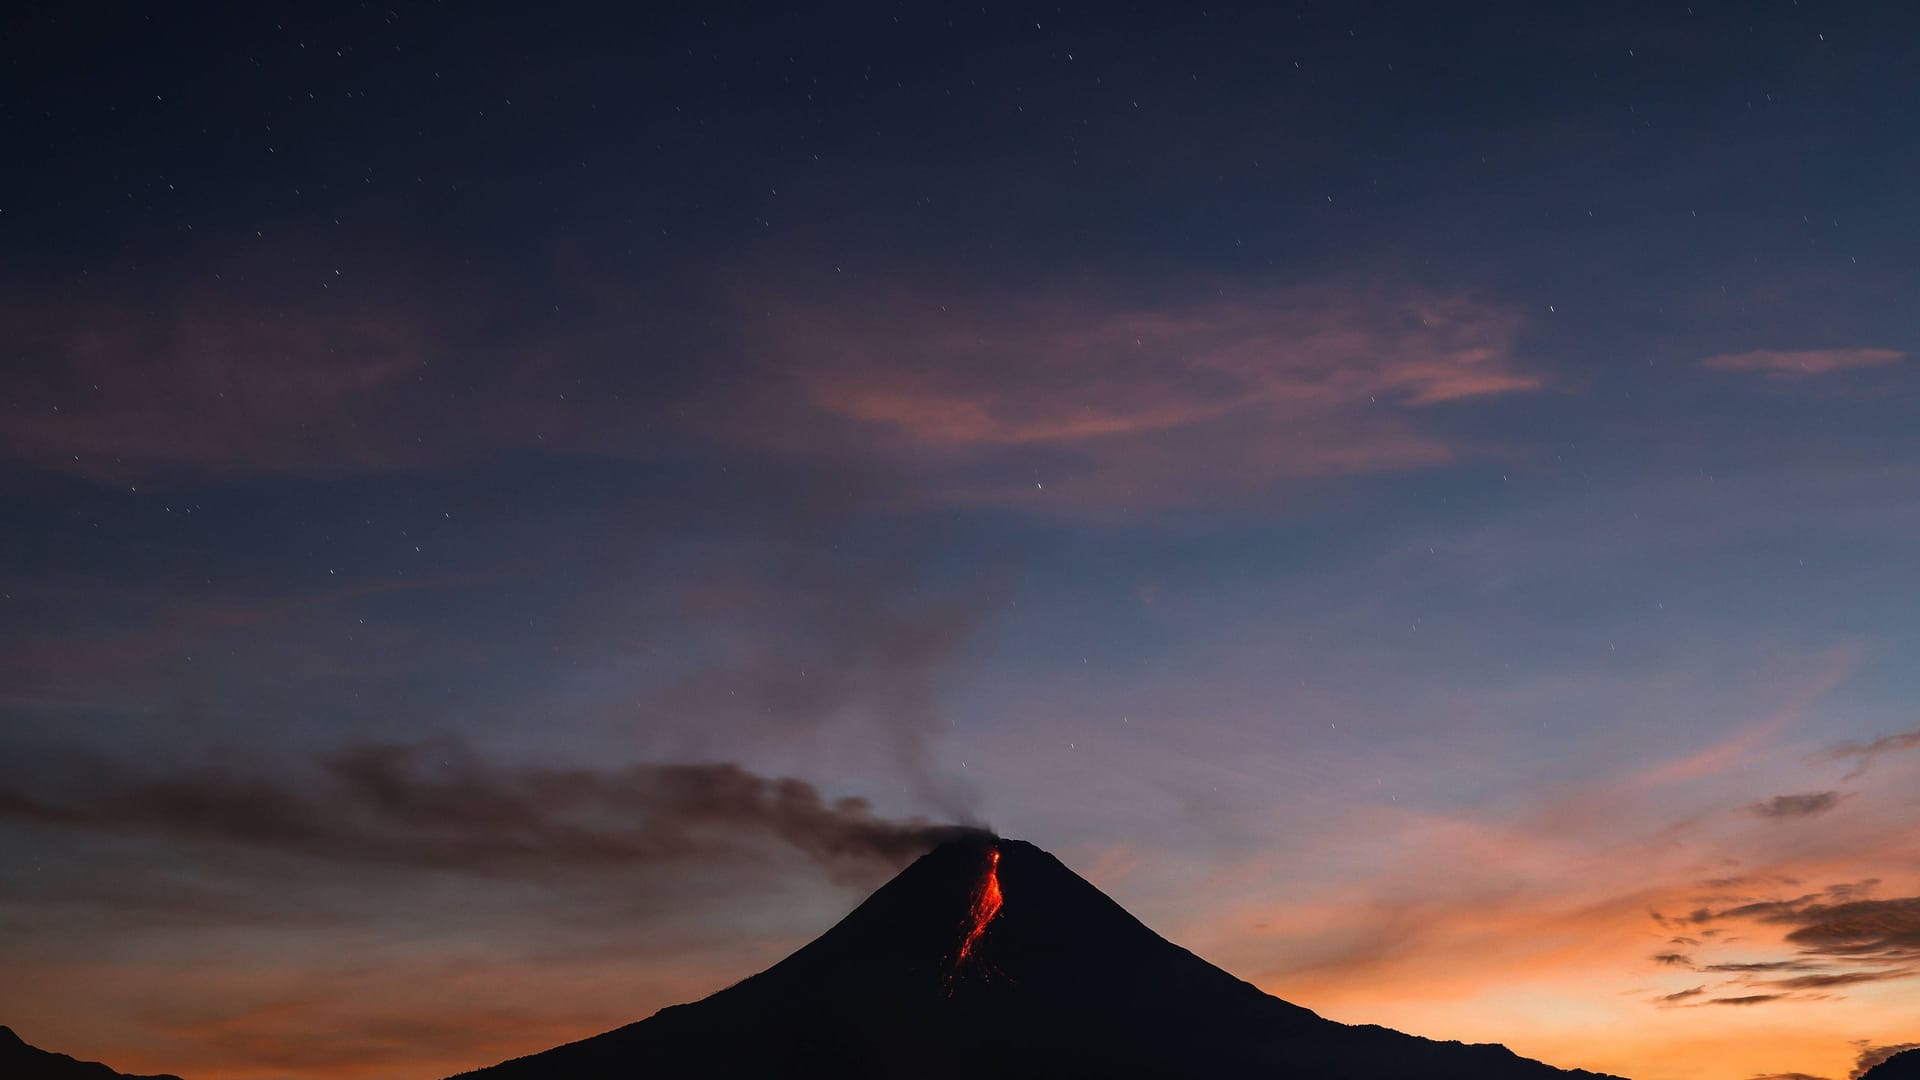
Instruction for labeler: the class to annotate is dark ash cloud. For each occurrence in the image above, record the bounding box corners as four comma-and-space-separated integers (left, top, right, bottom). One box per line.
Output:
0, 737, 988, 882
1748, 792, 1843, 820
1657, 986, 1706, 1003
1652, 952, 1694, 967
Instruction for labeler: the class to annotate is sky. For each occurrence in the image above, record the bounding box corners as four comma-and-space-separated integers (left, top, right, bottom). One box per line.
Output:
4, 2, 1920, 1079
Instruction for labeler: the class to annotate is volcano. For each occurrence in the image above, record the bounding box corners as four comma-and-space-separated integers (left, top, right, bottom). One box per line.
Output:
457, 836, 1626, 1079
0, 1026, 183, 1080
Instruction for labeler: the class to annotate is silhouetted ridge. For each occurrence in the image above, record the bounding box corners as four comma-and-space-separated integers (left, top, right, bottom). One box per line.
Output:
1865, 1048, 1920, 1079
457, 836, 1629, 1079
0, 1026, 185, 1080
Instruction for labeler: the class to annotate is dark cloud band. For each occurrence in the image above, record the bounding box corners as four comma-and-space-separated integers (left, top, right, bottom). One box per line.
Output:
0, 738, 987, 880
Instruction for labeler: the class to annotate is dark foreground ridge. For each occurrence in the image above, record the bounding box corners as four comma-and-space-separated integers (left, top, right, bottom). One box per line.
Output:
1866, 1048, 1920, 1079
0, 1026, 184, 1080
455, 836, 1629, 1079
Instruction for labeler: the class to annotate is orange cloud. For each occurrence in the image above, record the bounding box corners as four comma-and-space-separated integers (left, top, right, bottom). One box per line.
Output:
1700, 348, 1904, 379
735, 283, 1544, 510
1116, 646, 1920, 1080
1175, 797, 1920, 1080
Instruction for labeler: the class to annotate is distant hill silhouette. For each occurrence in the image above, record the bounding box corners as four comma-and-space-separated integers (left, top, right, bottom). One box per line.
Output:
1865, 1048, 1920, 1079
457, 835, 1629, 1079
0, 1026, 183, 1080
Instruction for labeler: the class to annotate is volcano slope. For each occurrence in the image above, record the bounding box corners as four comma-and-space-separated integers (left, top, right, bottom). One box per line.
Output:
0, 1026, 184, 1080
457, 836, 1626, 1080
1866, 1049, 1920, 1079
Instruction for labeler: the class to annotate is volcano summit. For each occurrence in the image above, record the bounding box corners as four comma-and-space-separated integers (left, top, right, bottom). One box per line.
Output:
458, 836, 1624, 1079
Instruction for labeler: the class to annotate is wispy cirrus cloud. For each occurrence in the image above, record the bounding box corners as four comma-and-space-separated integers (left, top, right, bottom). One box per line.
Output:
1701, 348, 1904, 380
1637, 644, 1862, 786
1824, 728, 1920, 780
734, 282, 1544, 511
2, 289, 435, 478
9, 270, 1549, 519
0, 268, 674, 482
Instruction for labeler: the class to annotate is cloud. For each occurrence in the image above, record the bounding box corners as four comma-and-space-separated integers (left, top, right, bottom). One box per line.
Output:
1783, 898, 1920, 963
1761, 971, 1916, 991
0, 268, 678, 482
0, 737, 986, 883
734, 282, 1543, 510
2, 287, 436, 478
6, 268, 1548, 522
1701, 348, 1904, 379
1637, 643, 1861, 786
1708, 994, 1786, 1006
1748, 792, 1844, 821
1638, 956, 1917, 994
1824, 728, 1920, 779
1705, 961, 1820, 973
1655, 883, 1920, 1008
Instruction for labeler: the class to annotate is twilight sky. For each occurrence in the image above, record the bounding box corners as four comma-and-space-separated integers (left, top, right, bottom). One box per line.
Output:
5, 3, 1920, 1079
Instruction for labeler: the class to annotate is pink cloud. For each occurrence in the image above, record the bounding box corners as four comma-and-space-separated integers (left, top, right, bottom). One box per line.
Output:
1637, 644, 1861, 787
0, 275, 653, 481
1, 291, 432, 477
1701, 348, 1904, 379
6, 268, 1546, 513
734, 283, 1544, 510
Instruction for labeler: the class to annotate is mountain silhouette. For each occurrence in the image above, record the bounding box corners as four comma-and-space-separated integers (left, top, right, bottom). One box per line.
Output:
458, 835, 1628, 1079
0, 1026, 183, 1080
1865, 1048, 1920, 1079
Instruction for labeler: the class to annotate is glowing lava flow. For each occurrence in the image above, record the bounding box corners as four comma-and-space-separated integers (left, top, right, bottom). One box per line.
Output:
953, 846, 1003, 973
